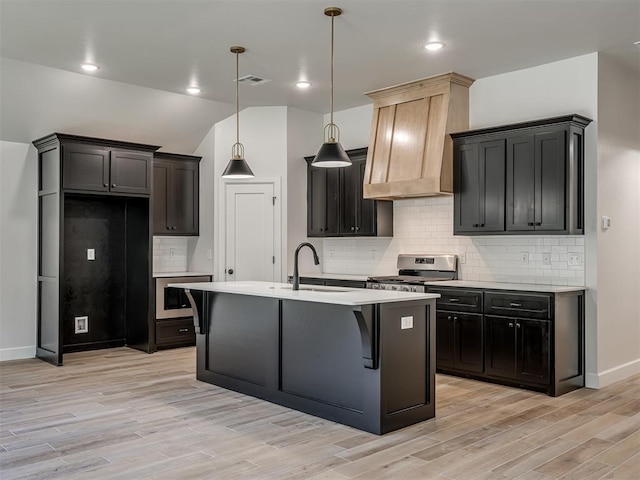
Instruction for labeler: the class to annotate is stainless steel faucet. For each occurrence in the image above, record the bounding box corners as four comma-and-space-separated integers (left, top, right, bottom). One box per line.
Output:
292, 242, 320, 290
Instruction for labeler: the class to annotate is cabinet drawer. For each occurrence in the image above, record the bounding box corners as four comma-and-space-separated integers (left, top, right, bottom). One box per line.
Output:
156, 318, 196, 347
484, 292, 551, 319
428, 288, 482, 313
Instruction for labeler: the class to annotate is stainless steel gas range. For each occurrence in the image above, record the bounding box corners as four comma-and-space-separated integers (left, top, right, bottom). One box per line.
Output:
366, 254, 458, 292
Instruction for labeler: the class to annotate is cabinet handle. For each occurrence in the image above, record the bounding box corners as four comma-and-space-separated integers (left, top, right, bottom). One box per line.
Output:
178, 328, 189, 333
351, 226, 355, 231
227, 268, 234, 274
453, 316, 458, 321
509, 302, 522, 307
516, 323, 521, 328
166, 226, 171, 230
527, 222, 535, 226
103, 183, 108, 187
111, 184, 116, 188
447, 315, 452, 321
535, 222, 542, 226
508, 322, 514, 328
449, 298, 460, 303
355, 226, 360, 231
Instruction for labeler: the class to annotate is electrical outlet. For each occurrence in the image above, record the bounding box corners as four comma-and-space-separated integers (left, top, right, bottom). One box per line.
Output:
542, 252, 551, 266
170, 247, 176, 258
401, 316, 414, 330
520, 252, 529, 264
87, 248, 95, 261
75, 316, 88, 334
568, 252, 582, 266
459, 252, 466, 264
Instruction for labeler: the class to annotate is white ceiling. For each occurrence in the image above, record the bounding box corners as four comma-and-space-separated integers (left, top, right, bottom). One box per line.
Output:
1, 0, 639, 151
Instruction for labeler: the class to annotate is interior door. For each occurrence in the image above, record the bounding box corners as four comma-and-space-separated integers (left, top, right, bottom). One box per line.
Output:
224, 183, 276, 282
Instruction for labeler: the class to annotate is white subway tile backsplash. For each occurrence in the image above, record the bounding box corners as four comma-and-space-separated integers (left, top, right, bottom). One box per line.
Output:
153, 237, 188, 273
322, 196, 585, 286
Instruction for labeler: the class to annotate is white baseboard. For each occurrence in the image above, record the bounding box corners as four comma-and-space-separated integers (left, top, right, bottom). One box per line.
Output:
0, 346, 36, 362
585, 358, 640, 388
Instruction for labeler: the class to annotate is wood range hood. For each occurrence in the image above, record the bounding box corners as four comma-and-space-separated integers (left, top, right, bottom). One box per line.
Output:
363, 72, 475, 200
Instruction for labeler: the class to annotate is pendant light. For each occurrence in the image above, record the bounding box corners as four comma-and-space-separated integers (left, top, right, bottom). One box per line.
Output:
312, 7, 351, 168
222, 46, 255, 178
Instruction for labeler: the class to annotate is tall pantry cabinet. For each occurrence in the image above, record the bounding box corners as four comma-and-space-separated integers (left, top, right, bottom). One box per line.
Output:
33, 133, 160, 366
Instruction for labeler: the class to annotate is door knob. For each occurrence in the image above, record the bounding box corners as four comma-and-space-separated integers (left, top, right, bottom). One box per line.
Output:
228, 269, 234, 274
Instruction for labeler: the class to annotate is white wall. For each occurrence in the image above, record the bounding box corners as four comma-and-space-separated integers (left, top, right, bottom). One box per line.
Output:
593, 53, 640, 386
188, 125, 216, 274
0, 141, 37, 360
286, 108, 324, 274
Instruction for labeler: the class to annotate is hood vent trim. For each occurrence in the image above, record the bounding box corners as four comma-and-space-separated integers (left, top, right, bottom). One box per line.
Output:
363, 72, 475, 200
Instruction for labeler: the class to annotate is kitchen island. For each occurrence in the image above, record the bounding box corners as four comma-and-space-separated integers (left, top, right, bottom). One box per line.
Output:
173, 281, 439, 434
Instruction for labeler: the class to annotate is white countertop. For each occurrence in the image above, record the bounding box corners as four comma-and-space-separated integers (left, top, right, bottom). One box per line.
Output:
425, 280, 585, 293
153, 271, 213, 278
170, 281, 439, 306
290, 272, 371, 282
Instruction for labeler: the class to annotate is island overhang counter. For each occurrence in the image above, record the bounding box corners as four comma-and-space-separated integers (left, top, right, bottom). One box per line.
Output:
172, 281, 440, 434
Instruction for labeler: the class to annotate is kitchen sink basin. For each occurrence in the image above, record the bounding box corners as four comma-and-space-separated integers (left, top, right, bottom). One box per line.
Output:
270, 286, 349, 293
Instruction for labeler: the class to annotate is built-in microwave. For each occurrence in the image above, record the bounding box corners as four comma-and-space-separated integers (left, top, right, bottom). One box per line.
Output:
155, 276, 210, 319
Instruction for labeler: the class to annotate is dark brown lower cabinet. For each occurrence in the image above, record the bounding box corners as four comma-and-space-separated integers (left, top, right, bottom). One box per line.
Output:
484, 316, 550, 385
430, 286, 583, 396
155, 318, 195, 349
436, 311, 483, 374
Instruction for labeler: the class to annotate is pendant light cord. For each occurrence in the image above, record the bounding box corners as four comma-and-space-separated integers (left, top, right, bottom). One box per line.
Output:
236, 50, 240, 146
330, 12, 334, 129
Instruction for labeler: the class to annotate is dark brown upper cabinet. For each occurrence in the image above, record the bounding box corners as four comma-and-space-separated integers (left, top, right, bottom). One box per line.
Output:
452, 114, 591, 235
306, 147, 393, 238
62, 141, 153, 196
153, 152, 200, 236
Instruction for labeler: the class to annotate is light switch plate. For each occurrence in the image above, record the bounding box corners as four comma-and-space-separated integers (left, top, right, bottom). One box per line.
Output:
542, 252, 551, 266
87, 249, 95, 261
568, 253, 582, 266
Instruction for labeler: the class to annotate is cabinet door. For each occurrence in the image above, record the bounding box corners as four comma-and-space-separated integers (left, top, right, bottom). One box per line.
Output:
339, 160, 359, 235
517, 319, 550, 385
171, 161, 199, 235
436, 311, 456, 369
455, 140, 505, 233
110, 150, 151, 195
454, 142, 481, 232
455, 313, 484, 373
355, 157, 376, 236
506, 135, 536, 231
307, 164, 339, 236
153, 161, 171, 234
62, 145, 110, 192
484, 315, 517, 379
536, 130, 566, 231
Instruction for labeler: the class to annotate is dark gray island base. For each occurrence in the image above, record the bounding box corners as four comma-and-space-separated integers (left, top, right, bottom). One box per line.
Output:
182, 282, 438, 435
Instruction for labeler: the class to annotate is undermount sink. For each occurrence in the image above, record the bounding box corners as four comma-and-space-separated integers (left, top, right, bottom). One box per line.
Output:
270, 286, 349, 293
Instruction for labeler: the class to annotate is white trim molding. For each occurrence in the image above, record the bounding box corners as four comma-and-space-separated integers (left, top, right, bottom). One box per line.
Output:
585, 358, 640, 388
0, 346, 36, 362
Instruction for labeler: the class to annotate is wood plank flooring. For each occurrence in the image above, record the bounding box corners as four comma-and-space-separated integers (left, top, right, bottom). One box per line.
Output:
1, 347, 638, 479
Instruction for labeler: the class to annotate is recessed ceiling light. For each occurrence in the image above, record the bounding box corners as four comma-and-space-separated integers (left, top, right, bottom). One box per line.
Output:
424, 42, 445, 51
186, 86, 201, 94
81, 63, 99, 72
296, 81, 312, 89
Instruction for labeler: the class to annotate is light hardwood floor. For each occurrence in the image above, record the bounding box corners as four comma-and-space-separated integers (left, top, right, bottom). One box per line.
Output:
1, 347, 638, 479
